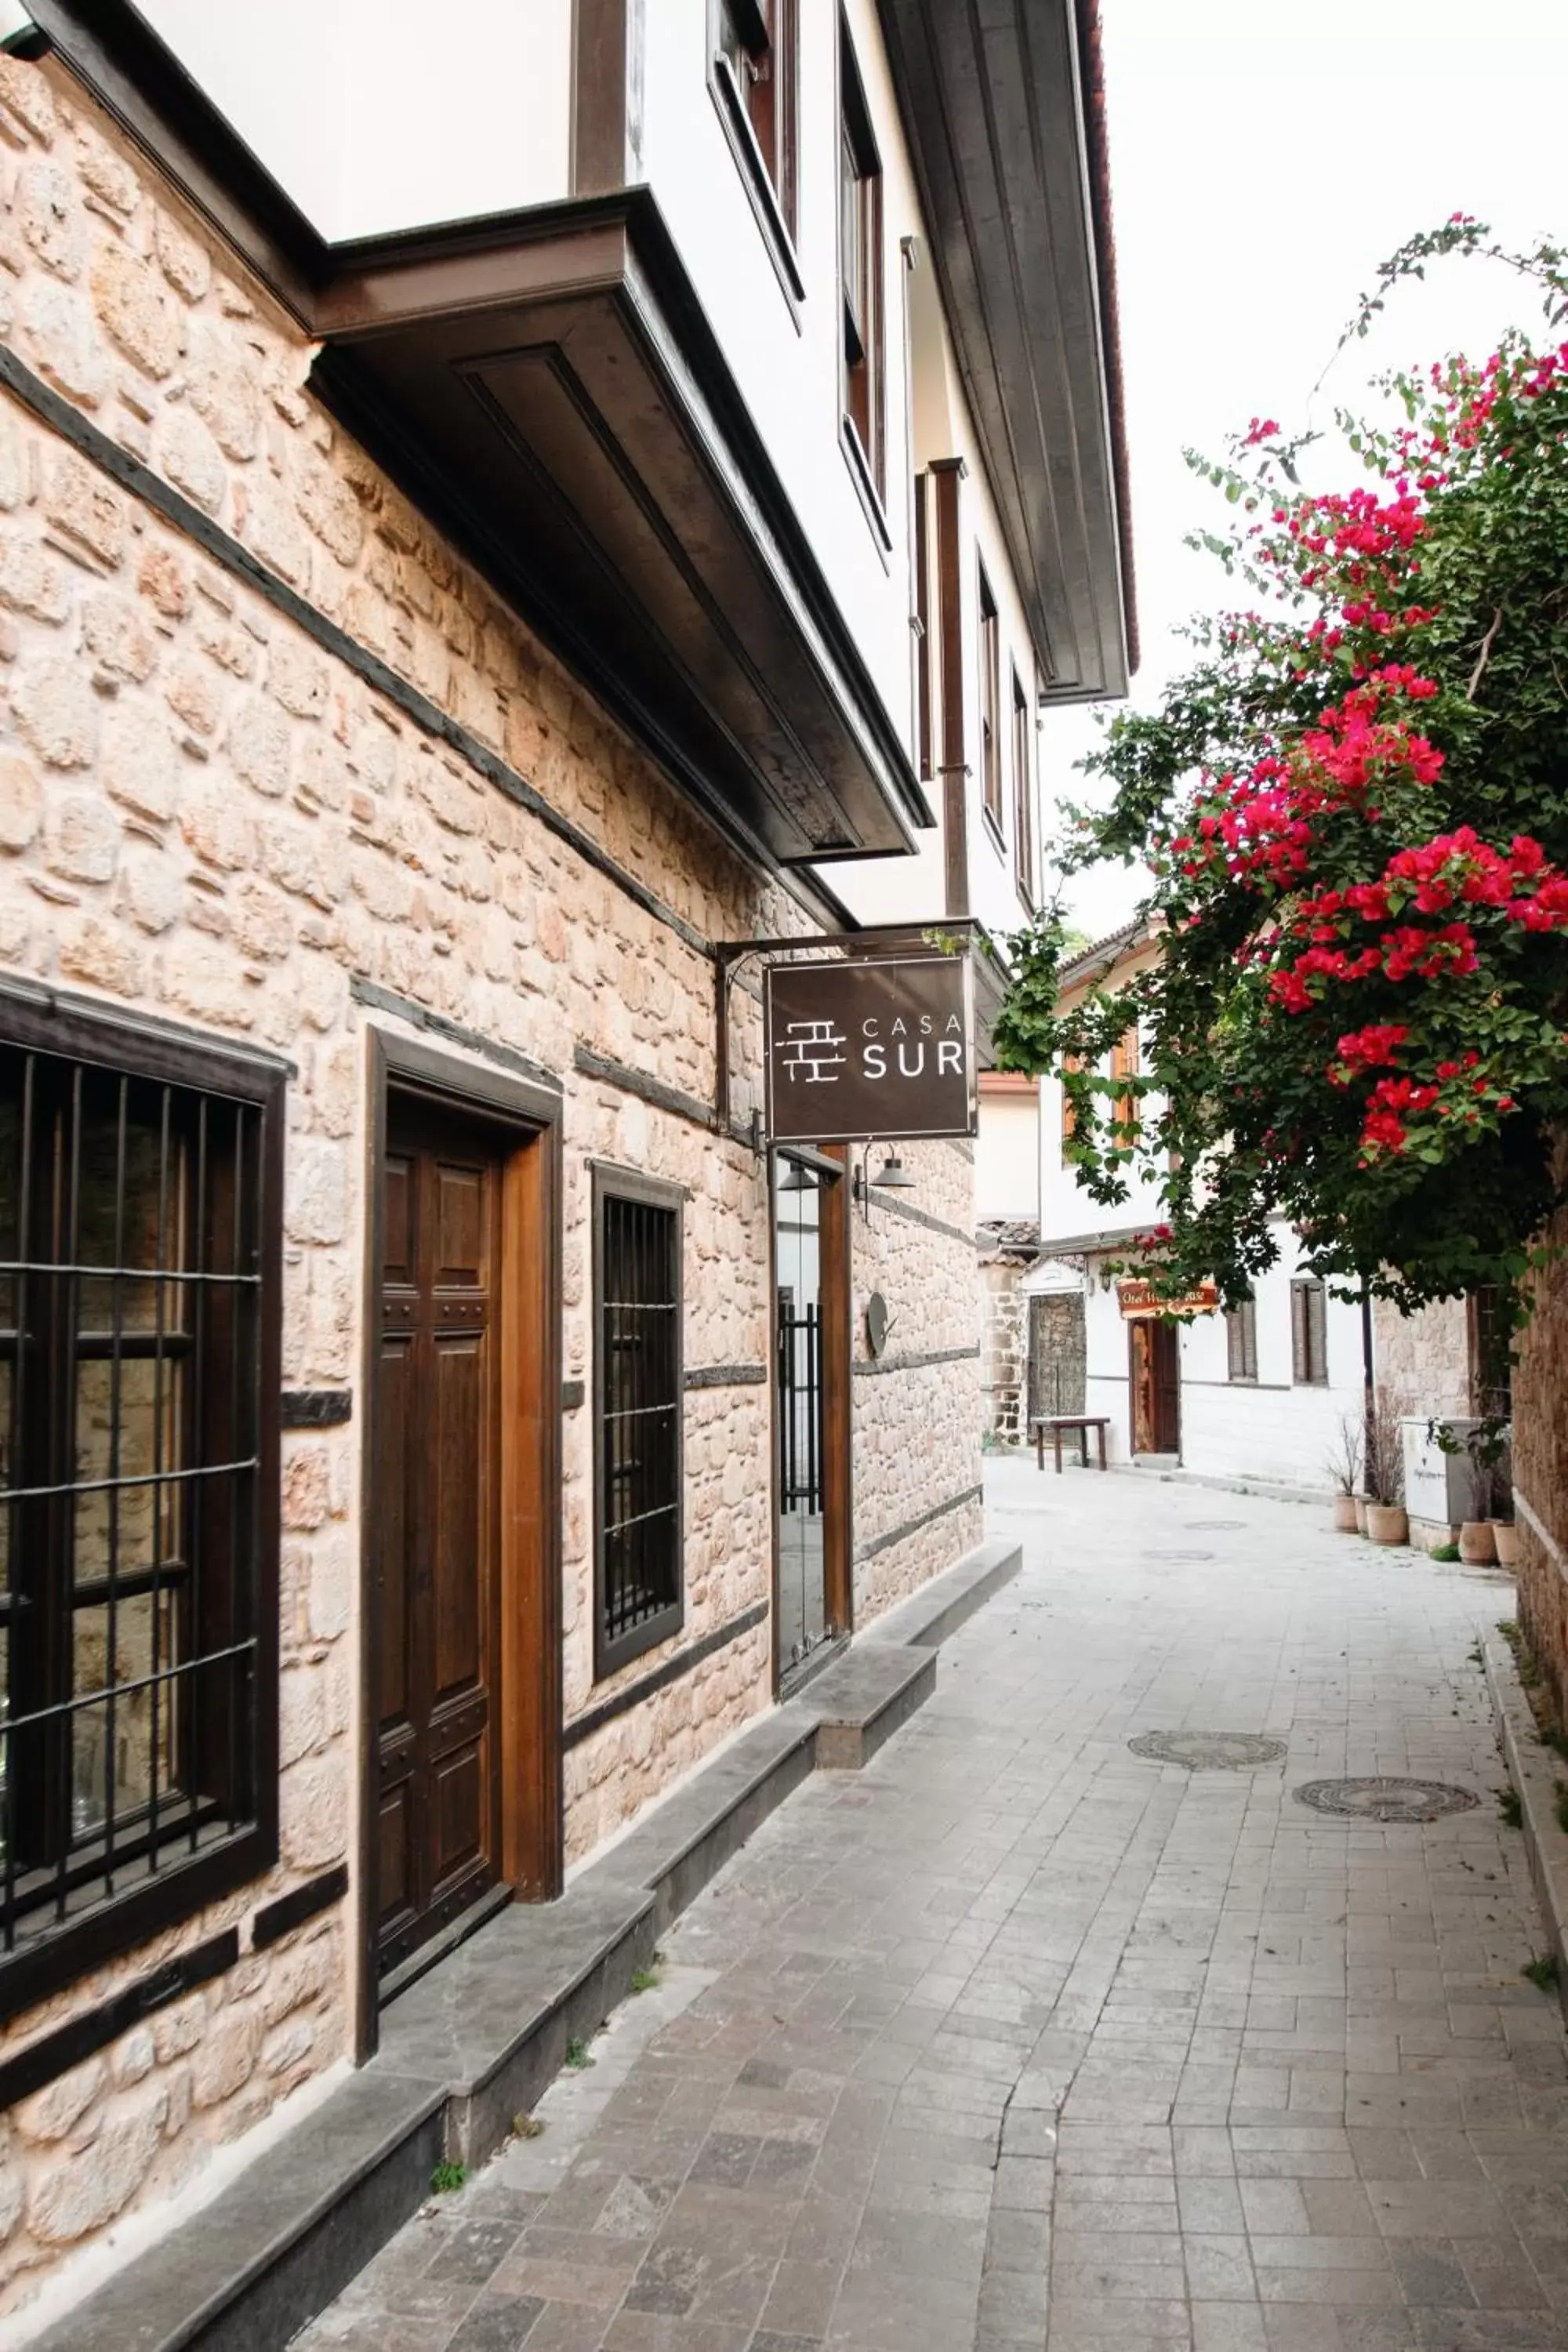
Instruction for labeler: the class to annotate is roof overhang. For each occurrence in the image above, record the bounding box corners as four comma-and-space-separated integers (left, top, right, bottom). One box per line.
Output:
26, 3, 934, 880
310, 194, 932, 869
874, 0, 1136, 702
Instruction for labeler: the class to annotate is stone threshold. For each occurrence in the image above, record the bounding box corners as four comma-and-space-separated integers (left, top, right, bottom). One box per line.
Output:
33, 1537, 1021, 2352
1483, 1624, 1568, 2034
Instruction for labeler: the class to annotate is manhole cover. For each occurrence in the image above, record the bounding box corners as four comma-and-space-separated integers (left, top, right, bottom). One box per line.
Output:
1294, 1777, 1479, 1823
1185, 1519, 1243, 1530
1129, 1731, 1287, 1769
1143, 1549, 1216, 1563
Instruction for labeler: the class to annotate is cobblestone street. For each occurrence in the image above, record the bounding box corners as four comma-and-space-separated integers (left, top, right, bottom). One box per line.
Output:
296, 1461, 1568, 2352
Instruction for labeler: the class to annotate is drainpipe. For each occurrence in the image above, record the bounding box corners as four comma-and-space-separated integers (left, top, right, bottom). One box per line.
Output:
1361, 1277, 1377, 1497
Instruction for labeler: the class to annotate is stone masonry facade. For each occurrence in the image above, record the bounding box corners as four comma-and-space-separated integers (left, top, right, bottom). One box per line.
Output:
0, 56, 982, 2319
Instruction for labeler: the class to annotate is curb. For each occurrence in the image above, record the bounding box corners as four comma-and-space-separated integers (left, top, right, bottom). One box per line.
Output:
1482, 1627, 1568, 2033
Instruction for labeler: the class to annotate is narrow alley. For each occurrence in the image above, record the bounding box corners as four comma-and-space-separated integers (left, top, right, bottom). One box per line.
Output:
296, 1465, 1566, 2352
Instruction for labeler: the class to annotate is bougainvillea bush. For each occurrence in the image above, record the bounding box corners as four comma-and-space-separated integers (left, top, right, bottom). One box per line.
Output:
995, 221, 1568, 1324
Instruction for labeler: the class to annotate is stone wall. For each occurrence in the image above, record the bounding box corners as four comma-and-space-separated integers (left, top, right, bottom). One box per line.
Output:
1372, 1296, 1471, 1423
1512, 1165, 1568, 1720
0, 53, 983, 2312
851, 1138, 983, 1620
979, 1257, 1029, 1444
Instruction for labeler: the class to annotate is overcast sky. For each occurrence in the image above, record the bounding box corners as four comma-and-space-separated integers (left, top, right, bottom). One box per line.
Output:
1054, 0, 1568, 942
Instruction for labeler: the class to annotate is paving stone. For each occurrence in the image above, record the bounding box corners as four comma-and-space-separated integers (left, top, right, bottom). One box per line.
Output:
303, 1466, 1568, 2352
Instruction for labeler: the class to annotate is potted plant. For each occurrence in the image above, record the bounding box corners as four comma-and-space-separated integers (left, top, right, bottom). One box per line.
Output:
1363, 1392, 1408, 1545
1327, 1417, 1361, 1534
1436, 1415, 1511, 1566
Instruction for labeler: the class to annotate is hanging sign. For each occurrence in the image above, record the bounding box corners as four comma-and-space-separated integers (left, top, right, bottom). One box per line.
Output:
1116, 1278, 1218, 1320
764, 954, 976, 1145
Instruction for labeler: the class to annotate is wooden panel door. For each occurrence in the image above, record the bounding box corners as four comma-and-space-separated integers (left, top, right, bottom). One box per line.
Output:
374, 1094, 503, 1982
1129, 1319, 1181, 1456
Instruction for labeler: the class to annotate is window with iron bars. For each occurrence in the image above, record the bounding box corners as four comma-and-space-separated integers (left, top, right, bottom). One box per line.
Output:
593, 1170, 684, 1679
0, 995, 281, 2026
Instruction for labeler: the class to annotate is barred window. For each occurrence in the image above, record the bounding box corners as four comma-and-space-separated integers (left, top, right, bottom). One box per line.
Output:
1290, 1278, 1329, 1386
593, 1170, 683, 1679
1225, 1296, 1258, 1383
0, 996, 281, 2025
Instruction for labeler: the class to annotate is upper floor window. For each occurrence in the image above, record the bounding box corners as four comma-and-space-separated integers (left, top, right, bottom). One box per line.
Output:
712, 0, 801, 298
1011, 667, 1033, 904
978, 568, 1002, 833
0, 995, 282, 2026
1291, 1278, 1328, 1385
1060, 1054, 1082, 1163
1111, 1024, 1140, 1142
593, 1170, 684, 1678
839, 24, 884, 511
1226, 1296, 1258, 1383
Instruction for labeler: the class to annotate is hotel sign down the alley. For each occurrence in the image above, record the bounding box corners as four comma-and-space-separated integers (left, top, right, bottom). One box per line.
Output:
764, 954, 976, 1145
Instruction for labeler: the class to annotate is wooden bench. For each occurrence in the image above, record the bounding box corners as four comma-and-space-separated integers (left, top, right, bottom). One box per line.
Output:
1032, 1414, 1110, 1473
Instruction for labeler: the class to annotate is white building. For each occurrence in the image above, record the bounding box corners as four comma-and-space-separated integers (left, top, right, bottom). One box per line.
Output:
1028, 924, 1368, 1493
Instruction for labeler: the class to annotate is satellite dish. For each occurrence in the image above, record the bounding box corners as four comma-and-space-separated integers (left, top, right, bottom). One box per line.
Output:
866, 1291, 891, 1358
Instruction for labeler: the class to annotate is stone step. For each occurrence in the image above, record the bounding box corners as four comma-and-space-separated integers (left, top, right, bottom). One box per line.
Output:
31, 1537, 1020, 2352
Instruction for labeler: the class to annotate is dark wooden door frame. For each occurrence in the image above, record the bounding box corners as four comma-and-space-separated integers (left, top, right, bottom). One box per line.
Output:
1128, 1318, 1181, 1459
358, 1029, 563, 2062
768, 1145, 852, 1695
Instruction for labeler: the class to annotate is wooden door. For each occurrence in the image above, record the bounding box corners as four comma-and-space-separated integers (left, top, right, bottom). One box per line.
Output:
1129, 1319, 1181, 1455
373, 1094, 503, 1982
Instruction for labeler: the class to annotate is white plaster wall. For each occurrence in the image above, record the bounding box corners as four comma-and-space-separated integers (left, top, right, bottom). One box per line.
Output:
1082, 1240, 1364, 1488
976, 1089, 1040, 1221
132, 0, 573, 239
1038, 1064, 1166, 1247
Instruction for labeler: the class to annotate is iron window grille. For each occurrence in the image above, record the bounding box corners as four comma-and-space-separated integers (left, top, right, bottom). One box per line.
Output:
1225, 1296, 1258, 1383
593, 1169, 684, 1679
1290, 1278, 1329, 1386
0, 994, 282, 2027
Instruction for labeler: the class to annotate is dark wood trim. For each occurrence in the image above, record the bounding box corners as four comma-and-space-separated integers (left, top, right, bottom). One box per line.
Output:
252, 1862, 349, 1951
572, 0, 641, 196
0, 1929, 238, 2112
573, 1045, 724, 1138
840, 416, 894, 563
281, 1390, 353, 1429
706, 0, 805, 312
853, 1342, 981, 1377
820, 1144, 854, 1639
860, 1187, 975, 1248
358, 1031, 564, 2057
350, 980, 562, 1096
0, 971, 294, 1083
855, 1481, 982, 1564
591, 1165, 686, 1682
914, 470, 933, 782
685, 1363, 768, 1390
931, 457, 969, 917
563, 1599, 770, 1751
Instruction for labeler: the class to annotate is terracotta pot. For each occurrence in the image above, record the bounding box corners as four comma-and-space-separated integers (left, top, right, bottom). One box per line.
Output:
1353, 1496, 1370, 1535
1459, 1519, 1496, 1566
1332, 1493, 1359, 1533
1366, 1503, 1409, 1546
1492, 1519, 1521, 1570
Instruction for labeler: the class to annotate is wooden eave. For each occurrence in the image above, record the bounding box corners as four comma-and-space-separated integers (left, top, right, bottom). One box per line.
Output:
873, 0, 1135, 702
27, 3, 934, 878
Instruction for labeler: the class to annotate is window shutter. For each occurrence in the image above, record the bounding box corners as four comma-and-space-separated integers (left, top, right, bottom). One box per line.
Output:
1227, 1308, 1245, 1381
1308, 1281, 1327, 1384
1291, 1283, 1308, 1383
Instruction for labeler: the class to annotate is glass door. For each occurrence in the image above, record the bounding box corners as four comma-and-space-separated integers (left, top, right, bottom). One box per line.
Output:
772, 1152, 847, 1682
